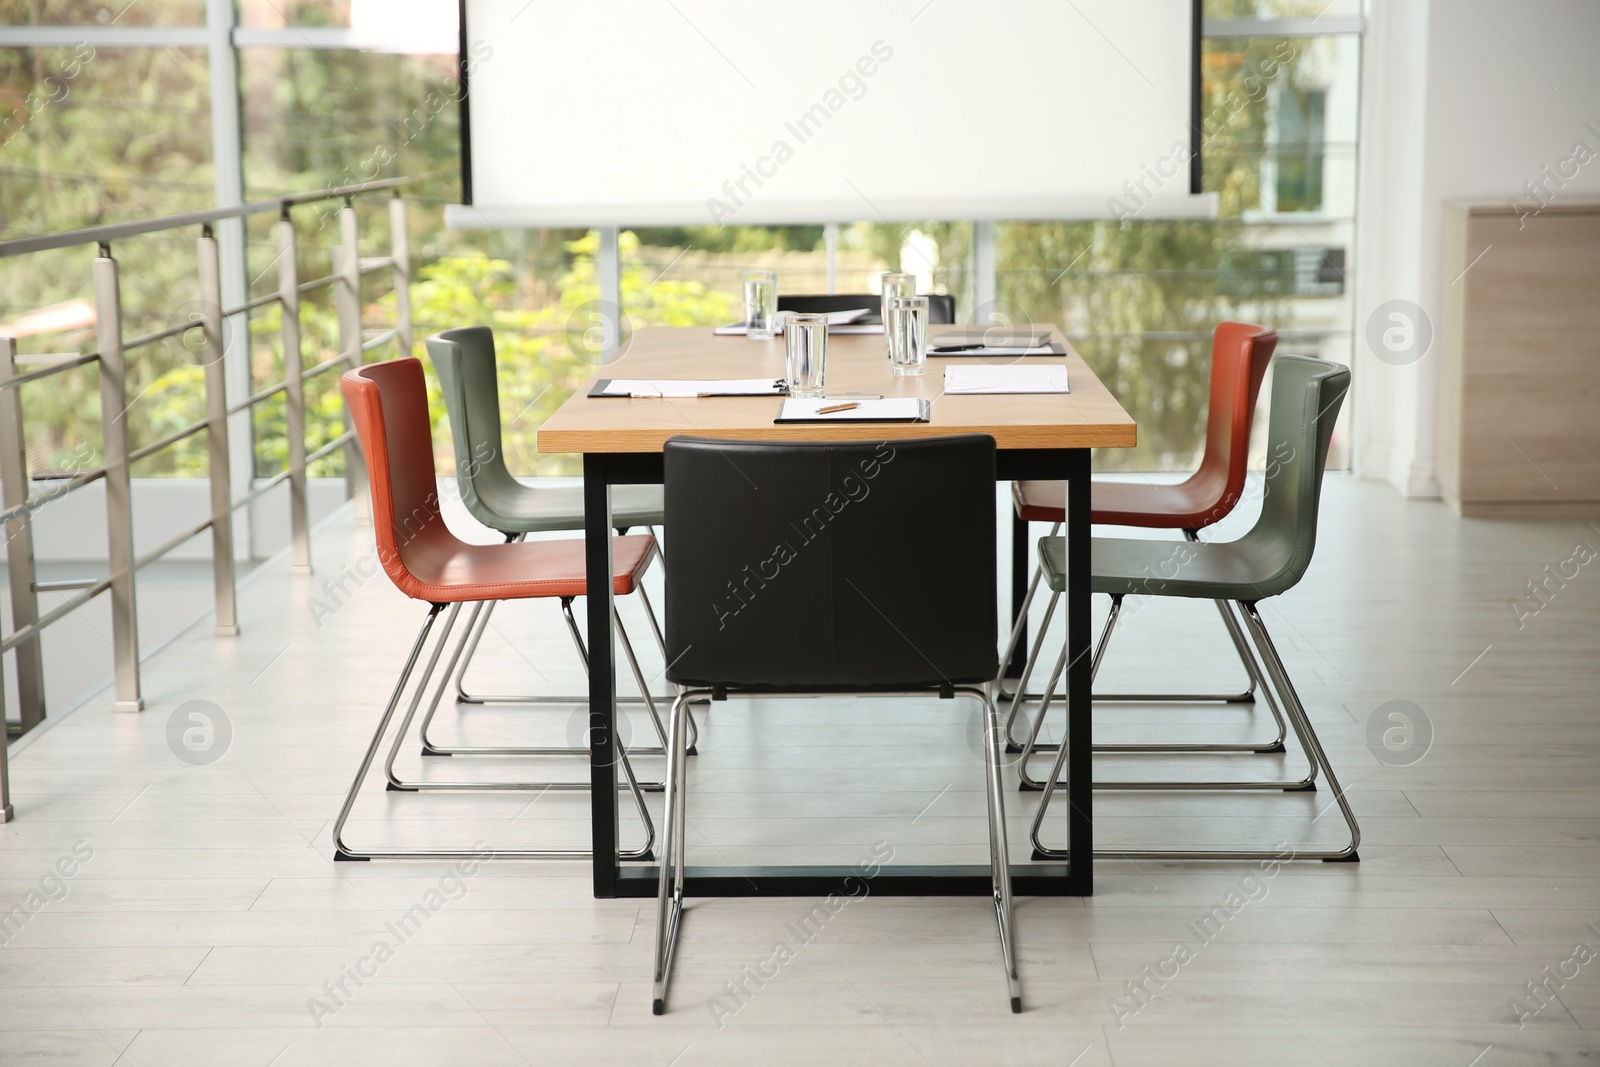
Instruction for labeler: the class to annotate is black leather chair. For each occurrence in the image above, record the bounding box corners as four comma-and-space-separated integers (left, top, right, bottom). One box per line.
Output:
649, 434, 1021, 1015
778, 291, 956, 325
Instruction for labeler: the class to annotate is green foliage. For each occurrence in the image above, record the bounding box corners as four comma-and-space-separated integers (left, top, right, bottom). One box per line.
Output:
397, 230, 736, 477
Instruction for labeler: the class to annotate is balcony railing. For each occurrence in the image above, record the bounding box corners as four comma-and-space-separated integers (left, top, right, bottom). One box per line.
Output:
0, 178, 416, 822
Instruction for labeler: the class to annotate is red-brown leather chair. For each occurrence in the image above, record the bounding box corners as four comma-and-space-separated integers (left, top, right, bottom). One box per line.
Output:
330, 357, 657, 861
1001, 323, 1283, 771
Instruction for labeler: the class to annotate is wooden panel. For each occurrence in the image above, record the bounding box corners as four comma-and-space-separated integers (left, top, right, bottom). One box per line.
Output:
1438, 201, 1600, 514
536, 325, 1136, 454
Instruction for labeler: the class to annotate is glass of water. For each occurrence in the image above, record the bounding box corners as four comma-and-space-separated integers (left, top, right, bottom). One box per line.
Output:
785, 313, 829, 397
888, 295, 928, 377
880, 272, 915, 336
743, 270, 778, 340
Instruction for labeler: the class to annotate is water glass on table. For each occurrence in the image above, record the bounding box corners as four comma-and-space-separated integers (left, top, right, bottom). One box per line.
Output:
888, 295, 928, 377
880, 272, 915, 339
785, 313, 829, 397
743, 270, 778, 340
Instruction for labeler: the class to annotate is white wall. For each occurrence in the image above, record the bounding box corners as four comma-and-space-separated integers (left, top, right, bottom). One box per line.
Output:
1355, 0, 1600, 495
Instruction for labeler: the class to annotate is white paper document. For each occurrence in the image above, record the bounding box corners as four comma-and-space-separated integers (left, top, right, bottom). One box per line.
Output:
775, 397, 926, 421
943, 365, 1070, 394
592, 377, 785, 398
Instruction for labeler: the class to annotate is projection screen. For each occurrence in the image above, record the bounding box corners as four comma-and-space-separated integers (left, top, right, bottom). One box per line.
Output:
450, 0, 1208, 227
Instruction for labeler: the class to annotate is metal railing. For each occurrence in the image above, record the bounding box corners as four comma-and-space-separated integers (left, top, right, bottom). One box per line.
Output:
0, 177, 416, 822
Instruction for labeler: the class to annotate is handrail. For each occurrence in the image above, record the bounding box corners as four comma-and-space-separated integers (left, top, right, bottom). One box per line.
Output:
0, 177, 411, 258
0, 183, 411, 804
0, 352, 100, 391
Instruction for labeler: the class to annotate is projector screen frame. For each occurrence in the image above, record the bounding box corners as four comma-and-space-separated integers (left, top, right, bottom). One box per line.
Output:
453, 0, 1205, 220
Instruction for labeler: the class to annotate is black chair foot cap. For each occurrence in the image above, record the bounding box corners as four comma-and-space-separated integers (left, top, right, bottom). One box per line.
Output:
1226, 692, 1257, 704
1030, 849, 1060, 862
420, 747, 450, 757
1018, 782, 1043, 793
1285, 781, 1316, 792
642, 783, 666, 793
333, 849, 369, 862
1010, 996, 1022, 1013
685, 745, 698, 757
1005, 742, 1024, 754
652, 999, 665, 1016
1323, 851, 1360, 863
1262, 741, 1287, 753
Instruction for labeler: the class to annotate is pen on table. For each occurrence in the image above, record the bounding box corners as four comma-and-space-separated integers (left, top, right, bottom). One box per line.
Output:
816, 402, 860, 414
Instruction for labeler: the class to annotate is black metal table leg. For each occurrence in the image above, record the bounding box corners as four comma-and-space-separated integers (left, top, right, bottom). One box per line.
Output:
584, 454, 620, 898
1065, 449, 1093, 895
1006, 508, 1029, 679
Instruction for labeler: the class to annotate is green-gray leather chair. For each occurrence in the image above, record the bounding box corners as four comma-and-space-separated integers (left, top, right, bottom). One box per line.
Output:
422, 326, 680, 768
1027, 354, 1360, 863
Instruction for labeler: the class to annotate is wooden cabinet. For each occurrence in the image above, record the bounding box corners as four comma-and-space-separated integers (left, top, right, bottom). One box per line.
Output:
1438, 199, 1600, 516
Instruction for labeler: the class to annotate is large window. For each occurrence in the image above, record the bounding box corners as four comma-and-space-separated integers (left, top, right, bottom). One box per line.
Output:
2, 4, 1361, 482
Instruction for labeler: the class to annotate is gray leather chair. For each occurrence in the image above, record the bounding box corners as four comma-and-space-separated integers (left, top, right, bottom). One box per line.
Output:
416, 326, 683, 779
1027, 355, 1361, 863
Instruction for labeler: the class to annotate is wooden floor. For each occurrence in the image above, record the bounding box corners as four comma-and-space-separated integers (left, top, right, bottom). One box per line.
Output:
3, 475, 1599, 1066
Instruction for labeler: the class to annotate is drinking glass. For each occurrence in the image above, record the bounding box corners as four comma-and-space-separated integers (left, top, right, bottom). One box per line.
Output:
743, 270, 778, 340
785, 313, 829, 397
879, 272, 915, 340
888, 295, 928, 377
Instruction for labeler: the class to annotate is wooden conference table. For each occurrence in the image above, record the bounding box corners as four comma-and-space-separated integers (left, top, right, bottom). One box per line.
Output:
537, 324, 1135, 898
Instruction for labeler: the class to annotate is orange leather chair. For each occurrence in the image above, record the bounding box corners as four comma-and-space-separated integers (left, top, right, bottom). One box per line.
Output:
330, 357, 657, 861
1001, 323, 1283, 771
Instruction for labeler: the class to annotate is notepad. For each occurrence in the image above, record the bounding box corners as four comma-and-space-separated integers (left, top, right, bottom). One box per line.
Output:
589, 377, 785, 398
931, 327, 1055, 348
774, 397, 929, 423
928, 343, 1061, 356
943, 365, 1069, 394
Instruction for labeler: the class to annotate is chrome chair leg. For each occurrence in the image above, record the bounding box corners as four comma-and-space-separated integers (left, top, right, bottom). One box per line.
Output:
969, 683, 1021, 1013
451, 532, 672, 710
1001, 589, 1060, 749
652, 688, 695, 1015
453, 596, 670, 709
1026, 600, 1359, 862
390, 600, 670, 791
1094, 531, 1256, 703
333, 603, 655, 861
1019, 598, 1291, 760
650, 685, 1019, 1015
1015, 595, 1316, 792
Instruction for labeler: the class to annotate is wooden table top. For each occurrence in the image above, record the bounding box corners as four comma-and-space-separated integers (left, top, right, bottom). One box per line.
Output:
536, 324, 1136, 454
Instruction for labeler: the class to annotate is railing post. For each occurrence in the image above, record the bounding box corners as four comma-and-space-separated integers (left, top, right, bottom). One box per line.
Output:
389, 195, 412, 358
197, 228, 238, 637
335, 202, 369, 522
0, 336, 45, 735
0, 653, 11, 822
278, 215, 311, 574
93, 246, 143, 713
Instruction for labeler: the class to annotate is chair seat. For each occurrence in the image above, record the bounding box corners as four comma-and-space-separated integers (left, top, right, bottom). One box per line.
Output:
398, 533, 656, 604
1040, 534, 1293, 602
1013, 477, 1228, 529
477, 482, 664, 534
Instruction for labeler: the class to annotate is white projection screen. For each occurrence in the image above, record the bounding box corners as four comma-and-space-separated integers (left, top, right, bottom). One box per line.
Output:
451, 0, 1204, 227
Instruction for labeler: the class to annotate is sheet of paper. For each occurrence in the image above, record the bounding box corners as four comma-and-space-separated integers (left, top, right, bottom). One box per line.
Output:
595, 377, 784, 397
777, 397, 925, 421
943, 365, 1069, 394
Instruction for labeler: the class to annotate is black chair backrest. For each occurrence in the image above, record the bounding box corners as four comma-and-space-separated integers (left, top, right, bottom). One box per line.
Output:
777, 292, 956, 325
663, 435, 997, 690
